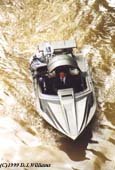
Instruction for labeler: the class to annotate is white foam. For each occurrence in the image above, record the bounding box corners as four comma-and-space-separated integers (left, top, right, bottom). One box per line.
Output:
106, 0, 115, 7
99, 5, 108, 12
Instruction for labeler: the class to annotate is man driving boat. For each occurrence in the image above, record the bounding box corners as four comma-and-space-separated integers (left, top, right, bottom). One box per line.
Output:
53, 67, 72, 93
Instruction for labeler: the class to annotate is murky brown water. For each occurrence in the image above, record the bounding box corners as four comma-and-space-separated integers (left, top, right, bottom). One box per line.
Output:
0, 0, 115, 169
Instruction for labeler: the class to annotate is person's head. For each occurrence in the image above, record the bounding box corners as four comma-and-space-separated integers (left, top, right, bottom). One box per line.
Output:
59, 72, 66, 79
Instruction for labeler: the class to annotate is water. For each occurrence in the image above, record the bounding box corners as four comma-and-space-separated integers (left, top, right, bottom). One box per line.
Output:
0, 0, 115, 169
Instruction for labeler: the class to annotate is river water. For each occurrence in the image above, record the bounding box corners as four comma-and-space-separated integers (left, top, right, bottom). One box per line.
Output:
0, 0, 115, 169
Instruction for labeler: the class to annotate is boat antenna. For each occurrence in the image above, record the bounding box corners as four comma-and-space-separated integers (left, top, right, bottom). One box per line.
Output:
43, 42, 54, 63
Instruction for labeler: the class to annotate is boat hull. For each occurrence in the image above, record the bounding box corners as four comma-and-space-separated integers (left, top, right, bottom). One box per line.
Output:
35, 82, 96, 140
30, 40, 96, 140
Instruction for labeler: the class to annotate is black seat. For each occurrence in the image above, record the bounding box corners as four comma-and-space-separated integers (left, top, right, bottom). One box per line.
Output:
72, 73, 87, 93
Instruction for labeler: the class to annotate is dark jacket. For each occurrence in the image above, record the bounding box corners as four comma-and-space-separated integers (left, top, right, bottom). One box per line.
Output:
53, 75, 72, 93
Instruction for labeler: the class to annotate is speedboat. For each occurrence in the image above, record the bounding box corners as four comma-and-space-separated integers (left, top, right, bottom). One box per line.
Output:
30, 40, 96, 140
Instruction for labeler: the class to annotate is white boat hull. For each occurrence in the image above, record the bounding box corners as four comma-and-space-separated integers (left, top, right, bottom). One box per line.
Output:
30, 40, 96, 140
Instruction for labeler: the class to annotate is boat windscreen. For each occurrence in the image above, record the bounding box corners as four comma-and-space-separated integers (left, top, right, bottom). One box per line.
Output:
48, 54, 77, 72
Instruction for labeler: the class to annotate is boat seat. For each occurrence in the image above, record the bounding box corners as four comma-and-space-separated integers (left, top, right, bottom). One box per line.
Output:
69, 68, 79, 75
48, 71, 56, 78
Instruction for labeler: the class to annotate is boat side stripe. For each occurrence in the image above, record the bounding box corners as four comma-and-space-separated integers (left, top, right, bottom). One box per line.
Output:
79, 96, 89, 132
46, 104, 67, 133
85, 93, 93, 123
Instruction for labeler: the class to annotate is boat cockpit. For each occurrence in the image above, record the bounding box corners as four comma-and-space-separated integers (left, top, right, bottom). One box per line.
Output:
36, 64, 87, 95
31, 41, 87, 96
